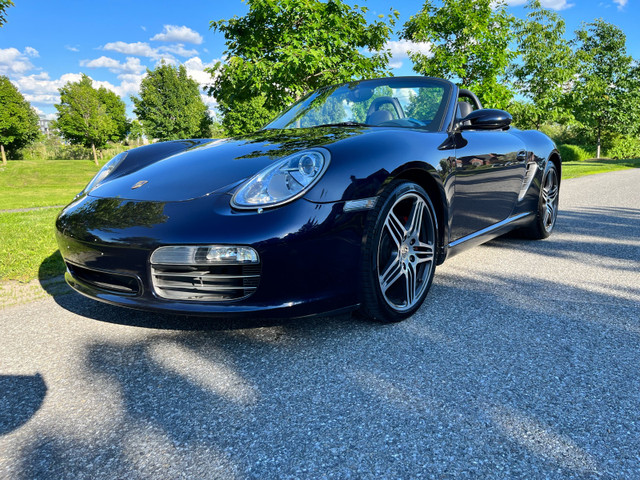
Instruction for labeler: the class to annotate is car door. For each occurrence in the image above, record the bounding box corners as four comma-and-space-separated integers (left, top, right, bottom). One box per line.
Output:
450, 130, 527, 241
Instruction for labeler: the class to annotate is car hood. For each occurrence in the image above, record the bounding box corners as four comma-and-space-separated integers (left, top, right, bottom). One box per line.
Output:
88, 127, 376, 202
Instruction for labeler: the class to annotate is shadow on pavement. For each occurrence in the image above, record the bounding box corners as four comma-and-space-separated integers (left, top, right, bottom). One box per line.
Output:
494, 206, 640, 266
0, 374, 47, 435
49, 290, 362, 332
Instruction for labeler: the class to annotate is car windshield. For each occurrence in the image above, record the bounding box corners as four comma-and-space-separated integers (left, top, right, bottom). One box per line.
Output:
265, 77, 452, 132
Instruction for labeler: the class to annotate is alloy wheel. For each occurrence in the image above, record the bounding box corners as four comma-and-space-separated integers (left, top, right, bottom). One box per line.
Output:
377, 192, 435, 312
541, 166, 559, 232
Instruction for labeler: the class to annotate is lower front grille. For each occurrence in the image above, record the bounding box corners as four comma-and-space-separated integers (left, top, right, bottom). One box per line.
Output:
67, 262, 141, 295
150, 264, 261, 301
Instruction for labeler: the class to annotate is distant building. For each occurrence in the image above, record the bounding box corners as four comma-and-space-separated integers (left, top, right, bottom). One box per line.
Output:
38, 117, 52, 136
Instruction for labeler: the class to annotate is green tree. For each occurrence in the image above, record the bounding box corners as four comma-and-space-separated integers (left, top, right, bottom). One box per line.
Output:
0, 0, 14, 27
0, 75, 40, 165
53, 74, 127, 165
401, 0, 517, 109
509, 1, 575, 130
570, 19, 639, 158
207, 0, 397, 135
128, 119, 144, 146
97, 87, 129, 141
132, 63, 211, 141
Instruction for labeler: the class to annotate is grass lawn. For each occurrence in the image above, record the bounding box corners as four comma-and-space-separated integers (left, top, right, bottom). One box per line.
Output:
0, 155, 639, 285
0, 208, 64, 282
0, 158, 105, 209
562, 157, 640, 179
0, 158, 105, 283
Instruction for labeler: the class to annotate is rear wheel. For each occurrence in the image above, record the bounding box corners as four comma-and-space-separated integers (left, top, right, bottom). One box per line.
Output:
360, 181, 437, 323
521, 162, 559, 239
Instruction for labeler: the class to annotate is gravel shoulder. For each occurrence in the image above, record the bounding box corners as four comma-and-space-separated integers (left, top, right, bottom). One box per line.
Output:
1, 169, 639, 479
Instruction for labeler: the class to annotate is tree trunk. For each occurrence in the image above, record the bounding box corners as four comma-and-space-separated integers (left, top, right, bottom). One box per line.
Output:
91, 143, 98, 166
1, 144, 6, 166
596, 131, 601, 159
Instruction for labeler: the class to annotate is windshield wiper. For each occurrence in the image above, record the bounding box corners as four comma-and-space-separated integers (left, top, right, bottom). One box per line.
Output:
315, 121, 368, 128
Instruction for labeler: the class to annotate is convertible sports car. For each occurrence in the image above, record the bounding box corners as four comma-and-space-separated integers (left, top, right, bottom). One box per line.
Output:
56, 76, 560, 322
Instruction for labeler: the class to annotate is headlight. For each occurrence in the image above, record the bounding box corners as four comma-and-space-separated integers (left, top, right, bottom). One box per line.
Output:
231, 148, 330, 209
84, 151, 128, 193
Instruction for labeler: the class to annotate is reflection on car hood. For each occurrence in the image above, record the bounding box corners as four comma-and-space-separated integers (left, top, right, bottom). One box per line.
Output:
88, 127, 375, 202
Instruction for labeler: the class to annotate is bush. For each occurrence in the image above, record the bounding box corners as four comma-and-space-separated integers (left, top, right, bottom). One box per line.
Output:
557, 144, 593, 162
15, 138, 129, 161
540, 123, 583, 145
607, 136, 640, 160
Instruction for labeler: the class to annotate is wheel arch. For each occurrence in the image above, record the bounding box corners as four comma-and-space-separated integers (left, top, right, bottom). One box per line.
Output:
548, 150, 562, 183
385, 166, 449, 265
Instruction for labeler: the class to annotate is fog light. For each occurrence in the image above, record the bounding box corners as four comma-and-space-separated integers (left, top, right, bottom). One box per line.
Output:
150, 245, 259, 265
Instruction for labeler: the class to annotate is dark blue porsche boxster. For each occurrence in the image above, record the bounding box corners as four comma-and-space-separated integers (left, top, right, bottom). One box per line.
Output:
55, 76, 560, 322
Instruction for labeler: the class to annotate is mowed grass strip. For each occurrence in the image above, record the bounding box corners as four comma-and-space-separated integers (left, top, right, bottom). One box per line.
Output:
0, 158, 105, 210
0, 158, 102, 282
0, 208, 64, 282
562, 157, 640, 179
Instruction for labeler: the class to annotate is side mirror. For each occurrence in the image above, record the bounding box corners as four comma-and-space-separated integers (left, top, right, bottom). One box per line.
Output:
458, 109, 512, 131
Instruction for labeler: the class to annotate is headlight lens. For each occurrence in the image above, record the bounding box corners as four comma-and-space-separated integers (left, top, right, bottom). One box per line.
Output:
231, 149, 330, 209
84, 151, 128, 193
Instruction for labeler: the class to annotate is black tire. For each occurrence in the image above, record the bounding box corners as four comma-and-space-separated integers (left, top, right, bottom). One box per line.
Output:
359, 181, 438, 323
520, 161, 560, 239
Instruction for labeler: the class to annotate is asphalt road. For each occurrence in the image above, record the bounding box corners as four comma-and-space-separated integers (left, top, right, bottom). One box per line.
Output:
1, 169, 639, 479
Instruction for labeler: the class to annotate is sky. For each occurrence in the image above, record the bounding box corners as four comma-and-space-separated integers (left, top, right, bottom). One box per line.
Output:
1, 0, 638, 121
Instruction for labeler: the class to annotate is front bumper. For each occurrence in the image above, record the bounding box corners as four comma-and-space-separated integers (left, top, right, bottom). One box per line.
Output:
55, 193, 368, 318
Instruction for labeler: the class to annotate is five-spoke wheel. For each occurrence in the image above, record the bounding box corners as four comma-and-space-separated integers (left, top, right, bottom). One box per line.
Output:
360, 182, 437, 322
541, 164, 559, 233
521, 161, 560, 239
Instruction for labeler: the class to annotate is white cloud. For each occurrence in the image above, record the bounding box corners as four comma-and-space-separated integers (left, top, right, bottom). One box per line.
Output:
0, 47, 37, 75
159, 44, 199, 58
12, 71, 134, 105
81, 56, 122, 71
65, 45, 80, 52
151, 25, 203, 45
116, 73, 146, 97
24, 93, 59, 104
183, 56, 217, 86
103, 41, 157, 57
12, 72, 84, 105
505, 0, 574, 9
384, 40, 432, 69
24, 47, 39, 58
183, 57, 220, 116
31, 106, 55, 120
201, 94, 218, 109
101, 41, 177, 64
613, 0, 627, 9
92, 78, 123, 96
154, 55, 177, 66
80, 56, 146, 74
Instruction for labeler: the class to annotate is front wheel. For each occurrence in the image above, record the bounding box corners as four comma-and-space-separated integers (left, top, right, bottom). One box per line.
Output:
359, 181, 438, 323
520, 161, 560, 239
